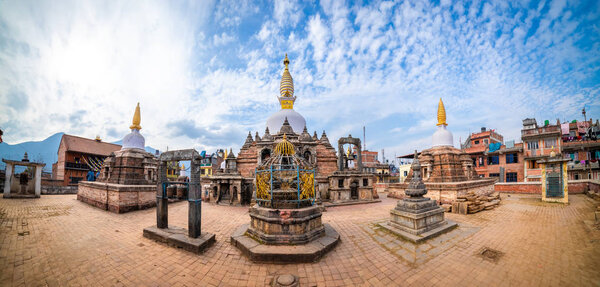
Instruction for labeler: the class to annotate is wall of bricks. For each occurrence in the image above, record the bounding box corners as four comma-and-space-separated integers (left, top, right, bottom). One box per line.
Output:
77, 181, 156, 213
495, 180, 600, 194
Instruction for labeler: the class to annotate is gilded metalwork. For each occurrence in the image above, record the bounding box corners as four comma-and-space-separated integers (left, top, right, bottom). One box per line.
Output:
299, 172, 314, 200
130, 102, 142, 130
436, 98, 447, 126
256, 170, 271, 200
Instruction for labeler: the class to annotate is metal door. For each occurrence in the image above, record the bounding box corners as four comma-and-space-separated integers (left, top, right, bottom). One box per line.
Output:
546, 164, 563, 197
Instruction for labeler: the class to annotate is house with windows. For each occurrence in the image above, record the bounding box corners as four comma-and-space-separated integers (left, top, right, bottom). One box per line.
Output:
461, 127, 524, 182
521, 118, 562, 182
52, 134, 121, 186
561, 119, 600, 180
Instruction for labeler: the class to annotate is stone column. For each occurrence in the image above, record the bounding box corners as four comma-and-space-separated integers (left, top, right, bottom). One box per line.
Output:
157, 162, 168, 229
34, 165, 42, 197
3, 163, 12, 197
188, 159, 201, 238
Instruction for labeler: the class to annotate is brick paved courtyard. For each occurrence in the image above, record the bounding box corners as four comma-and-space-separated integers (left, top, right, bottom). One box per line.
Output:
1, 193, 599, 286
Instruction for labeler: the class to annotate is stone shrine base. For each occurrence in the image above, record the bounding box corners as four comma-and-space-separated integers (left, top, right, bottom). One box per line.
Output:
379, 198, 457, 243
77, 181, 155, 213
143, 226, 215, 254
231, 223, 340, 263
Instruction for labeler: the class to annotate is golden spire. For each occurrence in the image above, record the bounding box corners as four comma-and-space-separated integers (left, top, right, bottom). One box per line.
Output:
130, 102, 142, 130
436, 98, 447, 126
280, 54, 294, 101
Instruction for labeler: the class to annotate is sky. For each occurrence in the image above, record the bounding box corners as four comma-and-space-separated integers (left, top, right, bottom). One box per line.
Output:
1, 0, 599, 161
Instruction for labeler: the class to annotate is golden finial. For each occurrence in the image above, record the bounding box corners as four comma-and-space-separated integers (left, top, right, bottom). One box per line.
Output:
283, 53, 289, 68
436, 98, 447, 126
130, 102, 142, 130
181, 163, 185, 170
550, 146, 556, 157
275, 133, 295, 155
280, 54, 294, 100
224, 149, 228, 159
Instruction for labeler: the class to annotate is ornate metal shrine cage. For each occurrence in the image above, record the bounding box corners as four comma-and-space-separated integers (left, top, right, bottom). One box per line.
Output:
254, 135, 316, 209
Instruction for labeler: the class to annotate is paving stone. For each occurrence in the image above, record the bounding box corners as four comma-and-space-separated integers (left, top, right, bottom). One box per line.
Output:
0, 194, 598, 286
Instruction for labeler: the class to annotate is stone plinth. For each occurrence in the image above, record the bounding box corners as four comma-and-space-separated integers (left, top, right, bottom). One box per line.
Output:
388, 179, 496, 204
143, 226, 215, 254
247, 205, 324, 245
231, 223, 339, 263
77, 181, 155, 213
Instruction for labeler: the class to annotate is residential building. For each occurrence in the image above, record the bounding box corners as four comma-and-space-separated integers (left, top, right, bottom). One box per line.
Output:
462, 127, 504, 178
52, 134, 121, 186
561, 119, 600, 180
521, 118, 562, 182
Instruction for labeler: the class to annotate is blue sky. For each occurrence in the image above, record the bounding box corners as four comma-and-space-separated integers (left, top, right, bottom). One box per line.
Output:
1, 0, 599, 160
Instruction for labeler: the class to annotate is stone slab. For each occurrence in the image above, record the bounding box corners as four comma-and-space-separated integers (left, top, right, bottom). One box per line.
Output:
143, 225, 215, 254
230, 223, 340, 263
378, 220, 458, 243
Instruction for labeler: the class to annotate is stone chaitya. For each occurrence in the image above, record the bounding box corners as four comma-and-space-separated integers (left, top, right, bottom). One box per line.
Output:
207, 55, 338, 205
388, 99, 496, 211
77, 103, 158, 213
380, 151, 457, 243
230, 135, 339, 262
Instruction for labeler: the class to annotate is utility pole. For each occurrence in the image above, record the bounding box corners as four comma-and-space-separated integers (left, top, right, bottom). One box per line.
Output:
363, 126, 366, 151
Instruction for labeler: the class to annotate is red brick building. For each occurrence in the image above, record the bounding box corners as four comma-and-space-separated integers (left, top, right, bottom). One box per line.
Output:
521, 118, 562, 182
52, 135, 121, 186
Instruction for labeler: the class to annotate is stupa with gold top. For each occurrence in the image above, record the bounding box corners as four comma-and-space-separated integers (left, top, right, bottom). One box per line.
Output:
77, 103, 159, 213
230, 134, 340, 263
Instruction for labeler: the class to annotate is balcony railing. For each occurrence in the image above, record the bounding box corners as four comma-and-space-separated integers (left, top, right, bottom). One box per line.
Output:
522, 126, 560, 136
65, 162, 89, 170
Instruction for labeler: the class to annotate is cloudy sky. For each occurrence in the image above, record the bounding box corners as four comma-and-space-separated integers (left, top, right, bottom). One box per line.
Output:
1, 0, 599, 160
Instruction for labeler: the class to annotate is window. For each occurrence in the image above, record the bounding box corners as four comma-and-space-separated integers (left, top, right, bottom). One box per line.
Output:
403, 171, 408, 176
338, 179, 344, 188
488, 156, 499, 165
506, 172, 517, 182
506, 153, 518, 164
544, 139, 555, 148
489, 173, 500, 178
478, 157, 484, 166
528, 160, 539, 169
484, 139, 489, 144
363, 178, 368, 186
474, 140, 480, 144
527, 141, 538, 150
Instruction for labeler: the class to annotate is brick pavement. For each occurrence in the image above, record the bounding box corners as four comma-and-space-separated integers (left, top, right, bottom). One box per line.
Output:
0, 193, 599, 286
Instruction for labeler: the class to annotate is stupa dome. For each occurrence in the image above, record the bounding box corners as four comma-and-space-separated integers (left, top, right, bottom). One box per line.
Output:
122, 103, 146, 151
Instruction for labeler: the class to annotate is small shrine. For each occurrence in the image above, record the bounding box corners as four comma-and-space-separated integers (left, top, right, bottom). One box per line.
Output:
380, 151, 457, 243
231, 135, 339, 262
2, 153, 46, 198
538, 150, 569, 203
77, 103, 158, 213
327, 135, 377, 205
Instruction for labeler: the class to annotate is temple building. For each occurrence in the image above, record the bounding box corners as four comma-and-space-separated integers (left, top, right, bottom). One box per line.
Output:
208, 55, 339, 205
77, 103, 158, 213
388, 98, 495, 205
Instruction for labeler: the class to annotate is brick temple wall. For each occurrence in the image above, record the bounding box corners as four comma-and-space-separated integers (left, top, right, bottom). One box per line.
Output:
388, 179, 496, 204
77, 181, 156, 213
494, 180, 599, 194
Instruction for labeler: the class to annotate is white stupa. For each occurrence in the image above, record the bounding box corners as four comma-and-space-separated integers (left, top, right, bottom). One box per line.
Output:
122, 103, 146, 151
432, 98, 454, 147
266, 54, 306, 134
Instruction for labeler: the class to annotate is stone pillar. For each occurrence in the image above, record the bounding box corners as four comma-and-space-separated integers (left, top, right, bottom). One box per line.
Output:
34, 166, 42, 197
188, 160, 201, 238
3, 163, 12, 197
356, 144, 363, 171
499, 167, 505, 183
157, 162, 168, 229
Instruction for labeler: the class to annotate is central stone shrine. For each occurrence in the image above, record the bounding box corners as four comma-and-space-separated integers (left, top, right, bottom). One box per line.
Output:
380, 151, 457, 243
77, 103, 158, 213
231, 135, 340, 263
